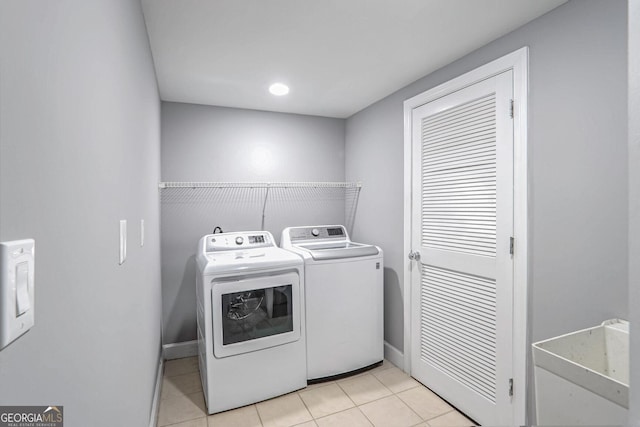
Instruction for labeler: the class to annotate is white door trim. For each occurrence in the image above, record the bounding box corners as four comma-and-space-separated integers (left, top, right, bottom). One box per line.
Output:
402, 47, 528, 425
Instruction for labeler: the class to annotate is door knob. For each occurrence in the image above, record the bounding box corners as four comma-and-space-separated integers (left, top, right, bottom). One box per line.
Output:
408, 251, 421, 261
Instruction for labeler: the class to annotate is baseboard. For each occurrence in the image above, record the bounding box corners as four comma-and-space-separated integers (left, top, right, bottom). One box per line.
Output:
162, 340, 400, 368
384, 341, 404, 370
148, 354, 164, 427
163, 340, 198, 360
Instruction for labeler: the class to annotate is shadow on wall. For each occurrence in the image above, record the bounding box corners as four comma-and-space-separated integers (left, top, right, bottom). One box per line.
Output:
165, 255, 199, 343
160, 185, 360, 344
383, 267, 404, 351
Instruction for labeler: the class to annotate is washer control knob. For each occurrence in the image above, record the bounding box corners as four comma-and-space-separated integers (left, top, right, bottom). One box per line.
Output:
235, 236, 244, 245
311, 228, 320, 237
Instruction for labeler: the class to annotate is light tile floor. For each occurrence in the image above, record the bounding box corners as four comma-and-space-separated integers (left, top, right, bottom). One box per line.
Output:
157, 357, 476, 427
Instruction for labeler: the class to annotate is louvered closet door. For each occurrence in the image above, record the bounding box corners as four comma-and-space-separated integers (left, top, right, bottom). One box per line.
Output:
410, 71, 514, 425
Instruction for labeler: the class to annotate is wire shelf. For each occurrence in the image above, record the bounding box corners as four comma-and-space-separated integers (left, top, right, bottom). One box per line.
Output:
159, 181, 362, 233
159, 181, 361, 189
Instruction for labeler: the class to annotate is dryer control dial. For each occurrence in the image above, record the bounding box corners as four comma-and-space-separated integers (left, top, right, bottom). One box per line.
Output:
235, 236, 244, 245
311, 228, 320, 237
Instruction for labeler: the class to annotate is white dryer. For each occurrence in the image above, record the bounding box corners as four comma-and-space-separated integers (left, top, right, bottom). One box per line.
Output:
281, 225, 383, 381
196, 231, 306, 414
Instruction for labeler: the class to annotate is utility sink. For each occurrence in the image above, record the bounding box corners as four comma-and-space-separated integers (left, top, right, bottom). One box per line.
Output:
532, 319, 629, 425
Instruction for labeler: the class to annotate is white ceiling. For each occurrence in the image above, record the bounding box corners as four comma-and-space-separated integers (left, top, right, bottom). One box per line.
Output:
142, 0, 566, 118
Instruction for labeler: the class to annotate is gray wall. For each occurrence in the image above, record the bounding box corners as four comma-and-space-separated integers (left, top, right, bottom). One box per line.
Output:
0, 1, 162, 426
161, 102, 346, 344
629, 0, 639, 423
345, 0, 628, 419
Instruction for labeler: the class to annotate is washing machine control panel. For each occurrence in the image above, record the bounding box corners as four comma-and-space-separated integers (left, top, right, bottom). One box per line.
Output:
288, 226, 346, 241
206, 232, 273, 251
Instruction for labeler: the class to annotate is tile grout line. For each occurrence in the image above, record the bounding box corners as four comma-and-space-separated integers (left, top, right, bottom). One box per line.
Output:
336, 379, 417, 411
384, 386, 424, 425
335, 374, 393, 427
332, 382, 376, 426
397, 374, 477, 425
316, 405, 374, 427
295, 388, 317, 423
373, 376, 439, 424
164, 370, 201, 381
164, 368, 200, 379
252, 403, 265, 427
393, 378, 473, 424
162, 415, 206, 427
163, 357, 199, 375
176, 391, 208, 426
404, 401, 423, 424
157, 398, 207, 427
393, 386, 456, 423
159, 415, 206, 427
336, 374, 395, 408
424, 408, 455, 422
333, 379, 359, 410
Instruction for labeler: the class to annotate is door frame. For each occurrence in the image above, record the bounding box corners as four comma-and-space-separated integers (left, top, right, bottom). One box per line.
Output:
402, 47, 529, 425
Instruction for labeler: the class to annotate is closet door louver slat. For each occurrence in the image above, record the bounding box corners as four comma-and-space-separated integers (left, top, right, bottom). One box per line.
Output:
420, 92, 498, 403
421, 93, 497, 258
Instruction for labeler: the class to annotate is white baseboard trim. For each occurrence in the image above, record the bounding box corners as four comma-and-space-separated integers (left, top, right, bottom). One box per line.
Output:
148, 354, 164, 427
384, 341, 404, 370
163, 340, 198, 360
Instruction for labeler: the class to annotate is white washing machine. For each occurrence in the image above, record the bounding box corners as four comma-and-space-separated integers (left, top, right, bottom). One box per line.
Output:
281, 225, 383, 381
196, 231, 306, 414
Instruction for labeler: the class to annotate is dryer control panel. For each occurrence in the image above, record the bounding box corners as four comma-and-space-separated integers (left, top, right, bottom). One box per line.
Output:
205, 232, 274, 252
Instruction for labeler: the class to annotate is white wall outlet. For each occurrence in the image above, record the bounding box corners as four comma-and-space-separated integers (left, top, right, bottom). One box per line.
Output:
119, 220, 127, 265
0, 239, 35, 350
140, 219, 145, 247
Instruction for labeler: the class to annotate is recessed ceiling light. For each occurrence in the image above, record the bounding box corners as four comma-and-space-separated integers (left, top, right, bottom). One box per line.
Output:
269, 83, 289, 96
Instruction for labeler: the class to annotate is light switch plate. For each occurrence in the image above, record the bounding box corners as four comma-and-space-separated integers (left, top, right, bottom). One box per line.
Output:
0, 239, 35, 350
119, 220, 127, 265
140, 219, 145, 247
